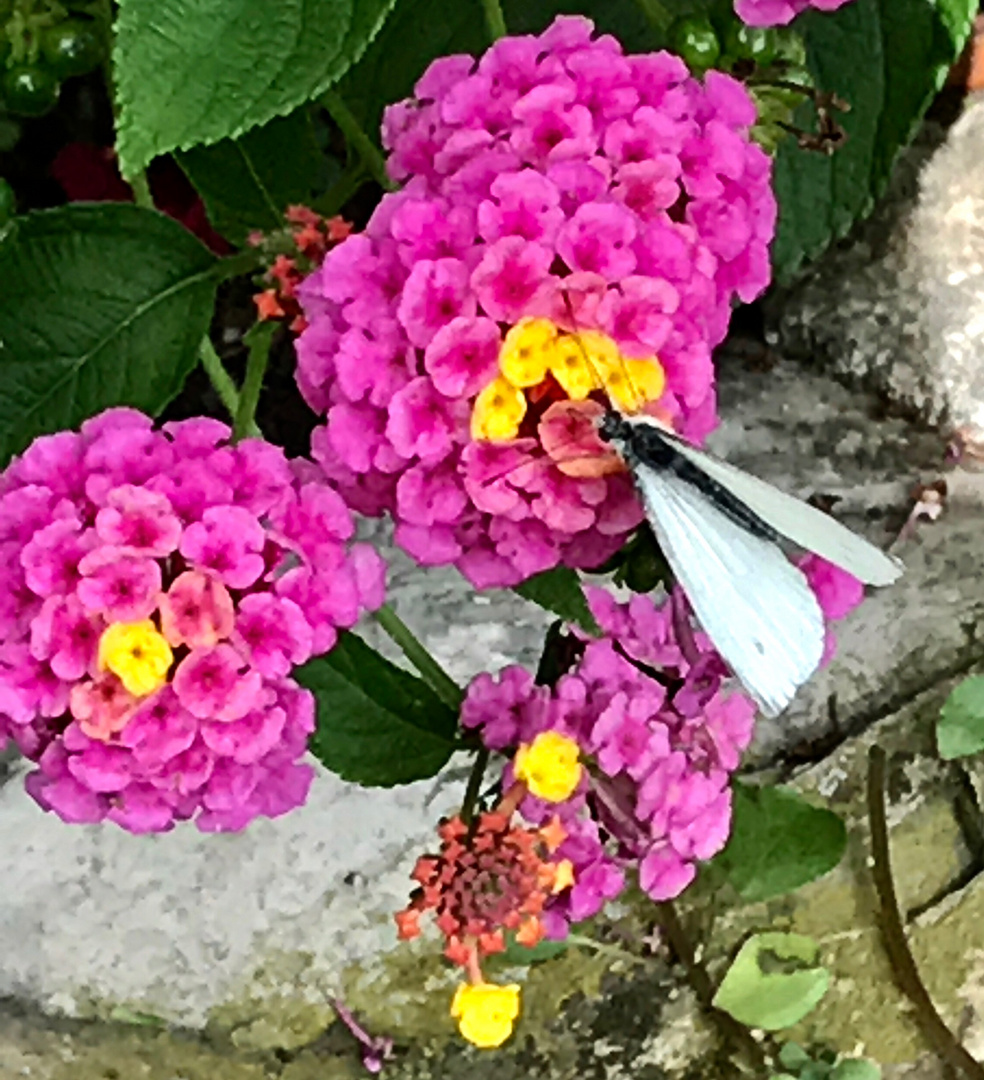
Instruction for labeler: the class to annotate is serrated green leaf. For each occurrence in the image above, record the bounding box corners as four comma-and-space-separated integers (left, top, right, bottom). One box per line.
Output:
830, 1060, 881, 1080
716, 782, 847, 902
337, 0, 666, 148
713, 932, 829, 1031
177, 108, 337, 244
936, 675, 984, 760
772, 0, 976, 282
114, 0, 400, 177
0, 203, 218, 465
297, 631, 458, 787
514, 566, 600, 636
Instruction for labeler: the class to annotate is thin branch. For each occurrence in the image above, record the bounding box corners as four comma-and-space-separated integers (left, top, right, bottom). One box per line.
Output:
867, 745, 984, 1080
198, 338, 261, 438
233, 322, 274, 441
460, 747, 490, 826
373, 604, 463, 711
321, 89, 395, 192
655, 901, 771, 1074
480, 0, 507, 40
631, 0, 673, 32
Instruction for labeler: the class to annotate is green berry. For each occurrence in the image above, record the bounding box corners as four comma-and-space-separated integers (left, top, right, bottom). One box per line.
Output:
2, 65, 60, 118
669, 17, 721, 73
0, 178, 15, 226
41, 19, 104, 80
724, 23, 778, 67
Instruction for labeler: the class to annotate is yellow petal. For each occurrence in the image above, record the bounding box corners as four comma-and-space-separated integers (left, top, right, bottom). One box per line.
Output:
471, 376, 527, 442
451, 983, 521, 1049
499, 318, 557, 388
98, 620, 173, 698
514, 731, 582, 803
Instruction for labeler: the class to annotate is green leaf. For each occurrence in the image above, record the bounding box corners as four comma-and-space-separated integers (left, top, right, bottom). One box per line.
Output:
772, 0, 976, 282
514, 567, 600, 636
830, 1061, 881, 1080
501, 931, 571, 965
0, 203, 218, 465
937, 675, 984, 760
114, 0, 401, 177
296, 631, 458, 787
713, 931, 830, 1031
337, 0, 665, 149
177, 108, 337, 244
778, 1042, 813, 1071
717, 782, 847, 902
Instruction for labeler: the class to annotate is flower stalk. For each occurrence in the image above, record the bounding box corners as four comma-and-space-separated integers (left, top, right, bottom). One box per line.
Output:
321, 89, 396, 193
373, 604, 463, 710
234, 321, 275, 442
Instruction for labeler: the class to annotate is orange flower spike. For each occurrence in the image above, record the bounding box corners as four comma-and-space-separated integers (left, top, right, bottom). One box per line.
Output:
539, 816, 568, 853
478, 930, 506, 955
551, 859, 576, 893
514, 917, 544, 948
445, 937, 473, 966
254, 289, 286, 320
395, 909, 421, 940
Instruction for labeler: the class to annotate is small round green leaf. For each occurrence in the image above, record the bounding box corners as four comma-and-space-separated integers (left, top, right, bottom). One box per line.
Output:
716, 783, 847, 902
937, 675, 984, 760
500, 932, 570, 966
712, 932, 830, 1031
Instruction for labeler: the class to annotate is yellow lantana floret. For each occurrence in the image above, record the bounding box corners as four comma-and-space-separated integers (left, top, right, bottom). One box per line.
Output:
549, 334, 602, 400
514, 731, 582, 803
98, 620, 173, 697
471, 376, 527, 441
451, 983, 521, 1049
596, 354, 666, 412
498, 318, 557, 388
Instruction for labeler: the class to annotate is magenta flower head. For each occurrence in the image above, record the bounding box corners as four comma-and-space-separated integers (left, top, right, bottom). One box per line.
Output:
734, 0, 855, 27
0, 409, 385, 833
460, 586, 757, 933
296, 15, 777, 589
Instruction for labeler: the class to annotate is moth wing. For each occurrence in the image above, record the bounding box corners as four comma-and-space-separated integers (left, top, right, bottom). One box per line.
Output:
645, 422, 902, 587
634, 462, 826, 717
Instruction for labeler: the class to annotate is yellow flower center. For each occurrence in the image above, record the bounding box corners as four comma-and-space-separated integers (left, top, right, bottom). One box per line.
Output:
451, 982, 521, 1049
98, 620, 173, 698
471, 318, 666, 442
514, 731, 582, 803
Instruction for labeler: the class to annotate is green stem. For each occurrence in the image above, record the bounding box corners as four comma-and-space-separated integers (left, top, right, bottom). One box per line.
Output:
867, 746, 984, 1080
373, 604, 463, 710
460, 747, 490, 826
321, 89, 395, 193
566, 934, 649, 967
198, 338, 262, 438
632, 0, 673, 32
129, 171, 154, 210
309, 166, 369, 219
479, 0, 507, 41
233, 322, 275, 441
655, 902, 771, 1075
214, 249, 264, 281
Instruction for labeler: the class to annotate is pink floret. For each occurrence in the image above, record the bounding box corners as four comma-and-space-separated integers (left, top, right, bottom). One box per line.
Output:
0, 409, 386, 833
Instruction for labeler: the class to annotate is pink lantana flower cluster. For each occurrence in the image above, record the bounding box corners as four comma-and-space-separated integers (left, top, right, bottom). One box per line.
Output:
734, 0, 855, 27
296, 15, 777, 589
459, 572, 862, 935
0, 409, 385, 833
